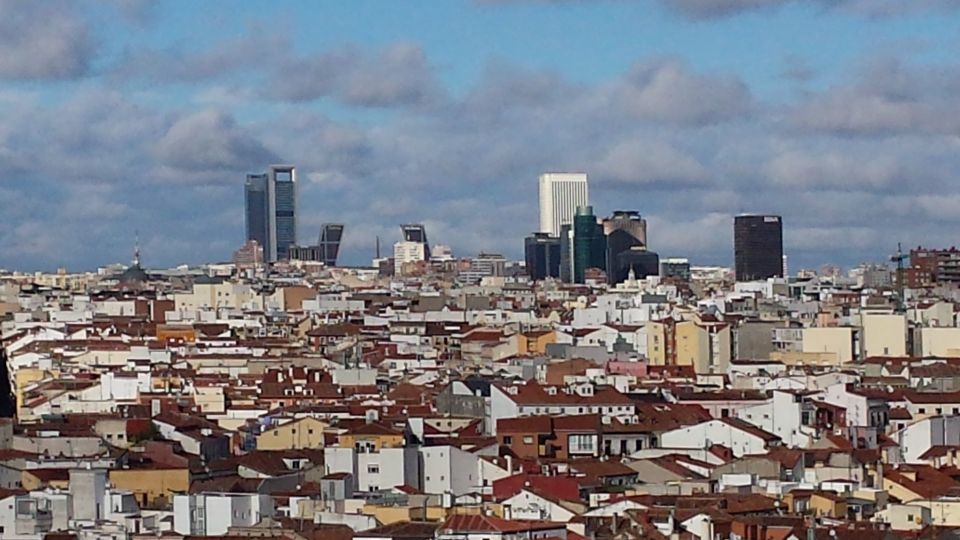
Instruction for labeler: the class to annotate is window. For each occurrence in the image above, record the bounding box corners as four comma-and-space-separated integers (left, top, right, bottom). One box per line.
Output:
367, 464, 380, 474
919, 408, 926, 414
568, 434, 596, 454
523, 436, 534, 444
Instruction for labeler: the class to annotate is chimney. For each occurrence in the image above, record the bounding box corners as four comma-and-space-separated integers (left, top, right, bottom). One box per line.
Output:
505, 454, 513, 474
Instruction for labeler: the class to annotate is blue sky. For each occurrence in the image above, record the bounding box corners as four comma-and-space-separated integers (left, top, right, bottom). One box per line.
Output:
3, 0, 960, 271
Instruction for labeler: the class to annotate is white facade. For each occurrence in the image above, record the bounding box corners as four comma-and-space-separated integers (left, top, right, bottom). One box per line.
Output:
323, 446, 421, 493
660, 419, 773, 457
394, 241, 426, 274
538, 172, 589, 236
173, 493, 273, 536
736, 390, 813, 448
419, 445, 481, 496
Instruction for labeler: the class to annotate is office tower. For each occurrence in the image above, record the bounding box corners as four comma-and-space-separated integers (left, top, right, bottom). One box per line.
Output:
269, 165, 297, 261
400, 224, 430, 260
612, 247, 660, 283
244, 165, 298, 263
319, 224, 345, 267
734, 214, 784, 281
538, 172, 589, 237
394, 241, 426, 275
244, 174, 270, 256
603, 211, 647, 284
524, 233, 561, 281
573, 206, 606, 284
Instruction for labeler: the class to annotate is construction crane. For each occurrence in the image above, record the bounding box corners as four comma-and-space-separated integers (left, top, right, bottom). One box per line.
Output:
891, 242, 908, 313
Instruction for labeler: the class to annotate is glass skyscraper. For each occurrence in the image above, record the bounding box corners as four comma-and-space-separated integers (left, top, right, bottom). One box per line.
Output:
734, 214, 784, 281
244, 165, 297, 262
572, 205, 606, 284
244, 173, 270, 258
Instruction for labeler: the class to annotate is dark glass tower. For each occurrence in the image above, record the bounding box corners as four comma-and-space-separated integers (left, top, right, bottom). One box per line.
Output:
734, 214, 783, 281
603, 211, 647, 285
319, 224, 345, 267
244, 174, 270, 257
573, 206, 606, 283
524, 233, 561, 281
270, 165, 297, 261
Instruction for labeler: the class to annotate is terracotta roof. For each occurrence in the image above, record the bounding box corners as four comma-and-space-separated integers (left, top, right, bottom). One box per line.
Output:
439, 514, 564, 533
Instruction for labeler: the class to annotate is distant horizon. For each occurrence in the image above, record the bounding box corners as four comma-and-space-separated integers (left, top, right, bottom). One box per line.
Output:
3, 1, 960, 271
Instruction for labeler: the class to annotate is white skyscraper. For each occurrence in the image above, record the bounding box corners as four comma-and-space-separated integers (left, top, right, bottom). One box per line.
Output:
538, 172, 589, 237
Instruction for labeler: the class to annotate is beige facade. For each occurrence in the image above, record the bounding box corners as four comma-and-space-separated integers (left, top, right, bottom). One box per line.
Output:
257, 417, 329, 450
860, 313, 907, 357
675, 321, 708, 369
918, 327, 960, 357
174, 281, 260, 312
802, 327, 855, 364
646, 321, 667, 366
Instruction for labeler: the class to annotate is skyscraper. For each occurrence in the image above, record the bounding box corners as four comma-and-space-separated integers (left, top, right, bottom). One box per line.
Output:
603, 211, 647, 284
573, 205, 606, 284
244, 173, 270, 257
400, 224, 430, 260
244, 165, 298, 263
538, 173, 589, 237
318, 223, 345, 267
269, 165, 297, 261
734, 214, 784, 281
524, 233, 561, 281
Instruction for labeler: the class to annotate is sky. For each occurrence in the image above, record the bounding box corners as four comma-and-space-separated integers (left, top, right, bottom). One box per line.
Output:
3, 0, 960, 272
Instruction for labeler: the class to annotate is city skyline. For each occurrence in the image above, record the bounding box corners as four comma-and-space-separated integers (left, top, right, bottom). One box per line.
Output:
3, 1, 960, 271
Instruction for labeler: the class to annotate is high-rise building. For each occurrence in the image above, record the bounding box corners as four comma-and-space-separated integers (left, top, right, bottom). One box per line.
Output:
573, 206, 606, 284
524, 233, 561, 281
400, 224, 430, 260
244, 165, 298, 263
318, 224, 344, 267
734, 214, 783, 281
603, 211, 647, 285
244, 174, 270, 256
269, 165, 297, 261
538, 173, 589, 237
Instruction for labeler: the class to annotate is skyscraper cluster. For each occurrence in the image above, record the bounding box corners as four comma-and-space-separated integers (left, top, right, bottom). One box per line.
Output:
243, 165, 345, 267
526, 173, 655, 284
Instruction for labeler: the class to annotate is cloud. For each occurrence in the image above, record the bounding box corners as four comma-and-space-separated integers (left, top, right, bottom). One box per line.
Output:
265, 42, 442, 107
788, 58, 960, 136
659, 0, 960, 19
154, 110, 277, 176
112, 31, 290, 82
606, 59, 753, 125
595, 140, 710, 187
0, 2, 95, 80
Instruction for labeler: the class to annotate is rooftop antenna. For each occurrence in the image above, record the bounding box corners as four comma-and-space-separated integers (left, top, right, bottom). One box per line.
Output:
133, 231, 142, 267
